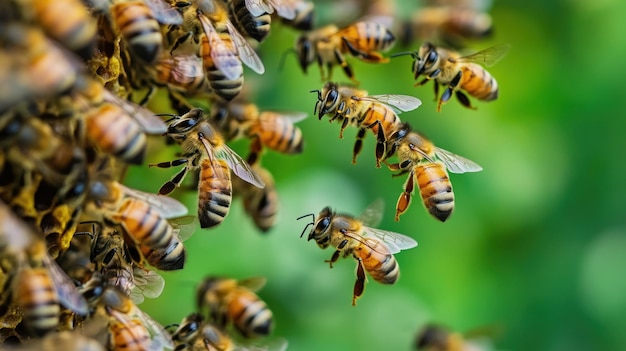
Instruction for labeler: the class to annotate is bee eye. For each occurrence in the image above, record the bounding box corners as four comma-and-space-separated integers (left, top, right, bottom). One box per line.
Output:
315, 217, 330, 233
426, 51, 438, 64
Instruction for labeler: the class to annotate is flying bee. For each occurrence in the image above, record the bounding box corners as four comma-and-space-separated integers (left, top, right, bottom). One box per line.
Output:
0, 201, 89, 336
72, 76, 167, 165
402, 6, 493, 48
392, 42, 510, 111
298, 199, 418, 306
95, 0, 183, 64
210, 100, 305, 165
311, 82, 421, 166
27, 0, 98, 58
382, 123, 482, 222
279, 0, 314, 31
294, 21, 395, 82
196, 276, 273, 338
82, 278, 174, 351
85, 171, 190, 270
415, 324, 496, 351
150, 108, 264, 229
168, 0, 265, 101
232, 164, 278, 232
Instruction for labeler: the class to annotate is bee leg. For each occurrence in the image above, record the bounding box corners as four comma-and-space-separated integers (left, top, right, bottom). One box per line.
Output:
341, 38, 388, 63
395, 169, 415, 221
169, 31, 192, 55
333, 48, 356, 84
247, 137, 262, 166
433, 82, 440, 102
148, 161, 189, 195
438, 70, 463, 111
353, 258, 366, 306
324, 249, 341, 268
138, 85, 156, 106
373, 121, 387, 168
352, 128, 367, 164
339, 118, 349, 139
455, 91, 475, 110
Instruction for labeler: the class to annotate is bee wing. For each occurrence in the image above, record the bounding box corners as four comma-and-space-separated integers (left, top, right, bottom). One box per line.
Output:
169, 215, 197, 242
120, 184, 189, 218
131, 266, 165, 302
267, 0, 297, 19
108, 308, 174, 351
238, 276, 267, 292
102, 89, 167, 134
456, 44, 511, 67
225, 20, 265, 74
44, 254, 89, 315
360, 227, 418, 254
213, 144, 265, 188
245, 0, 274, 16
144, 0, 183, 25
199, 13, 243, 81
161, 55, 205, 82
357, 94, 422, 113
434, 147, 483, 174
259, 110, 308, 124
357, 198, 385, 228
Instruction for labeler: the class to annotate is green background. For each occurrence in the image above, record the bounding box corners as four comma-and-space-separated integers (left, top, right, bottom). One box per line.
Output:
125, 0, 626, 350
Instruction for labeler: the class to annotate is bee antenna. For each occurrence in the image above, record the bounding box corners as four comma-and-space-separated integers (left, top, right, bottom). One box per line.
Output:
296, 213, 315, 238
390, 51, 417, 59
278, 48, 298, 72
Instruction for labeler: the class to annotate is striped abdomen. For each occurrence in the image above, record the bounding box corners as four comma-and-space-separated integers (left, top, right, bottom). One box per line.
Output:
198, 159, 232, 228
339, 21, 395, 58
252, 113, 303, 154
354, 238, 399, 285
139, 239, 186, 271
108, 316, 152, 351
460, 63, 498, 101
116, 198, 173, 250
86, 104, 147, 165
226, 289, 273, 338
111, 1, 162, 63
200, 34, 244, 101
416, 162, 454, 222
229, 0, 272, 42
359, 102, 401, 137
15, 268, 59, 336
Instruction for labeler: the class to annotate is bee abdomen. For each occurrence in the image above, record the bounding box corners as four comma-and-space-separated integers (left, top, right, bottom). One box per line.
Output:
15, 269, 60, 336
230, 0, 271, 42
207, 70, 244, 101
417, 163, 454, 222
198, 161, 232, 228
111, 1, 162, 63
140, 240, 186, 271
110, 319, 151, 349
359, 245, 399, 284
117, 199, 172, 248
461, 64, 498, 101
230, 295, 273, 338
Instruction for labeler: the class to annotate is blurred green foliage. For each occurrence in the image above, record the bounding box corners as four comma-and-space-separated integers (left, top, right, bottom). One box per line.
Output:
124, 0, 626, 350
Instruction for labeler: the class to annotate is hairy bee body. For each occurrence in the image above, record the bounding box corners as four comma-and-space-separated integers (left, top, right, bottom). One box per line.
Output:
110, 1, 162, 63
414, 161, 454, 222
200, 33, 244, 101
14, 268, 60, 336
198, 158, 232, 229
227, 0, 272, 42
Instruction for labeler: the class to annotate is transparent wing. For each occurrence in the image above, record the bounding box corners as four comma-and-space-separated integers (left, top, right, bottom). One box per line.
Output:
456, 44, 511, 67
212, 143, 265, 188
226, 20, 265, 74
102, 89, 167, 134
120, 184, 189, 218
238, 276, 267, 292
245, 0, 274, 16
131, 267, 165, 304
169, 215, 197, 242
108, 308, 174, 351
356, 94, 422, 113
145, 0, 183, 25
198, 13, 243, 81
196, 0, 217, 13
267, 0, 297, 19
360, 227, 418, 254
357, 198, 384, 228
259, 111, 308, 124
45, 254, 89, 315
159, 55, 205, 83
434, 147, 483, 174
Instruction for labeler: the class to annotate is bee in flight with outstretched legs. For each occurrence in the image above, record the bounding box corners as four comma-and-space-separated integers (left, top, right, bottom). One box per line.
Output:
298, 200, 417, 305
392, 42, 509, 111
151, 108, 264, 228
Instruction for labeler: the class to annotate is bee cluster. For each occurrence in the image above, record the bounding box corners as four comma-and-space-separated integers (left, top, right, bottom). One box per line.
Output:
0, 0, 505, 349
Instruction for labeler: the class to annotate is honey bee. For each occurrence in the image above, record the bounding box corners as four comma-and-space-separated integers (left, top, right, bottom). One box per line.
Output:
415, 324, 494, 351
298, 199, 417, 306
311, 82, 421, 166
210, 100, 305, 165
393, 42, 509, 111
89, 223, 167, 304
196, 276, 273, 338
168, 0, 265, 101
154, 53, 210, 96
151, 108, 264, 229
382, 123, 482, 222
223, 0, 272, 42
232, 164, 278, 232
98, 0, 183, 64
294, 21, 395, 82
74, 76, 168, 165
27, 0, 98, 58
86, 173, 190, 270
279, 0, 314, 31
84, 279, 174, 351
0, 200, 89, 336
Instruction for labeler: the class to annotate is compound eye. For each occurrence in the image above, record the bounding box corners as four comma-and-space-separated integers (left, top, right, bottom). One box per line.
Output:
426, 51, 438, 64
315, 217, 330, 233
